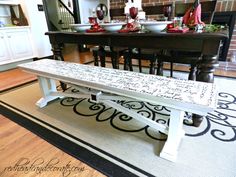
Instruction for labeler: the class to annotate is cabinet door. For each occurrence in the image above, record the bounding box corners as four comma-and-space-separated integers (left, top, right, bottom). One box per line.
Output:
0, 0, 19, 5
0, 31, 11, 62
6, 29, 33, 60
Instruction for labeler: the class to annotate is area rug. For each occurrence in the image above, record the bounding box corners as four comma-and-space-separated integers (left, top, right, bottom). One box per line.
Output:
1, 73, 236, 177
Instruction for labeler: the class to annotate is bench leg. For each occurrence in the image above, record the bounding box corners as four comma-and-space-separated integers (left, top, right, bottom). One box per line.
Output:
160, 109, 185, 162
36, 76, 61, 108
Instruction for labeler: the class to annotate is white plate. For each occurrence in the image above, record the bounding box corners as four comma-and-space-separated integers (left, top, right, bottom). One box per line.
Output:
140, 21, 172, 32
100, 22, 126, 32
70, 24, 91, 32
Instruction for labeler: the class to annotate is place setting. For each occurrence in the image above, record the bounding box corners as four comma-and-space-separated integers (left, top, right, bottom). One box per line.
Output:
69, 2, 173, 34
69, 0, 226, 35
69, 3, 129, 33
98, 4, 140, 33
120, 2, 173, 33
85, 4, 107, 33
70, 3, 107, 33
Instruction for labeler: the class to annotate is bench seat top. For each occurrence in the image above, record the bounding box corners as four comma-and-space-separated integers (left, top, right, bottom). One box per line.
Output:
18, 59, 217, 115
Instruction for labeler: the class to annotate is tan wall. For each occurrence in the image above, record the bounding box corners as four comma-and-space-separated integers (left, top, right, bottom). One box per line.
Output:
110, 0, 236, 61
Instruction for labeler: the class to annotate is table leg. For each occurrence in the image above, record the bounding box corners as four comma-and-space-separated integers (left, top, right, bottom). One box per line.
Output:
192, 54, 219, 127
51, 43, 64, 61
128, 48, 133, 71
98, 46, 106, 67
123, 50, 129, 70
156, 50, 166, 76
149, 53, 157, 74
137, 48, 142, 73
93, 50, 99, 66
196, 54, 218, 83
51, 43, 67, 90
157, 60, 163, 76
110, 47, 119, 69
188, 63, 197, 81
123, 49, 133, 71
192, 114, 204, 127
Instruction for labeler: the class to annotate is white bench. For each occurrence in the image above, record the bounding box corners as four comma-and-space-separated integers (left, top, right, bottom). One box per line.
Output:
18, 59, 218, 162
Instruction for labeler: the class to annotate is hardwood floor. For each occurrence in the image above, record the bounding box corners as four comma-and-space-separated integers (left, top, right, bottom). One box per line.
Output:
0, 47, 104, 177
0, 46, 235, 176
0, 68, 37, 92
0, 115, 105, 177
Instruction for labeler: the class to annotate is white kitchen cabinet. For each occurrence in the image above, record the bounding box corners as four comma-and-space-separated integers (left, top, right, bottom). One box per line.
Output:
0, 0, 19, 5
0, 31, 11, 62
6, 28, 33, 59
0, 27, 34, 65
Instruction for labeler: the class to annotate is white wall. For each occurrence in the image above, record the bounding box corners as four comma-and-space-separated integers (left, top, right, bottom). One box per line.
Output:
20, 0, 52, 58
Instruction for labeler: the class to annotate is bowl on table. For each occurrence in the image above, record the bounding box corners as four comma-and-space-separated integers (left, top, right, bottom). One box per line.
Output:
100, 22, 126, 32
140, 21, 172, 32
70, 24, 91, 32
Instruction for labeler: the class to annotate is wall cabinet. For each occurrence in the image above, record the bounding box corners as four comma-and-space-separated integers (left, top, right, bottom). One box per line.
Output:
0, 27, 34, 64
0, 31, 11, 61
0, 0, 19, 5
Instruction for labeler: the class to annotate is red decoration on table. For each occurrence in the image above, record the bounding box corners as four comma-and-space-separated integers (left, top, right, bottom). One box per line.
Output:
127, 22, 134, 29
86, 28, 106, 33
167, 26, 189, 33
86, 23, 105, 33
182, 0, 205, 28
118, 22, 140, 33
129, 7, 138, 20
88, 17, 97, 24
167, 23, 174, 29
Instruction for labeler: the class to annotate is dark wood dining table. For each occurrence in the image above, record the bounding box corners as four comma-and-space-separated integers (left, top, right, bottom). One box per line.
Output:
45, 30, 228, 127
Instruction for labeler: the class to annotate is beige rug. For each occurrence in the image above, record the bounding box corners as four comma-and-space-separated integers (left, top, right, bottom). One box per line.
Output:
1, 75, 236, 177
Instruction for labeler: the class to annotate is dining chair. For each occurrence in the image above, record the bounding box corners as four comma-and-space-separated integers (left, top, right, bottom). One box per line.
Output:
123, 4, 173, 74
157, 0, 217, 79
92, 8, 126, 69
